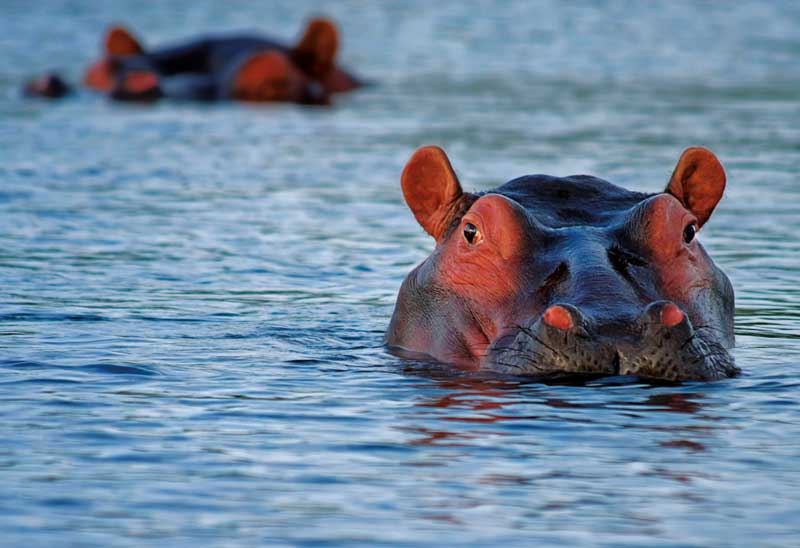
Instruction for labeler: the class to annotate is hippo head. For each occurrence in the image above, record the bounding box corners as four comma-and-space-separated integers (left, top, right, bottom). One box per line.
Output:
23, 72, 71, 98
387, 147, 737, 381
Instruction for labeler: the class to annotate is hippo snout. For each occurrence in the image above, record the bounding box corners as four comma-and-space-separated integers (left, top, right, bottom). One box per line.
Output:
487, 302, 738, 381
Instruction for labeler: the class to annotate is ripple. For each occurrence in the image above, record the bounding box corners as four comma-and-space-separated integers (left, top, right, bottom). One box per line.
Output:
0, 312, 110, 322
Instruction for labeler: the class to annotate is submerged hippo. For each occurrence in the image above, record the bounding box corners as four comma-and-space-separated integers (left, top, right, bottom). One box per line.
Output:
387, 146, 737, 381
23, 73, 72, 99
26, 17, 362, 104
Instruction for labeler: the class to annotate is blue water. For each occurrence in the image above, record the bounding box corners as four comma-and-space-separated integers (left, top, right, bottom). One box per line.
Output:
2, 1, 800, 546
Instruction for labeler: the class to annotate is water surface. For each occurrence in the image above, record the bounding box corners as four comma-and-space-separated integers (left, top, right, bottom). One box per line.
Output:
2, 1, 800, 546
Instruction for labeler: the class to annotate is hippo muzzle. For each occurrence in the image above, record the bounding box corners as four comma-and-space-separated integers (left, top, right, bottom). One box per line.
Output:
388, 146, 738, 382
488, 302, 737, 381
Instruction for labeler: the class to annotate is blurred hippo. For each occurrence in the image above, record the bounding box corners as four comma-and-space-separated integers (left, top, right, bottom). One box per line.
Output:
387, 146, 738, 381
23, 72, 72, 98
26, 17, 362, 104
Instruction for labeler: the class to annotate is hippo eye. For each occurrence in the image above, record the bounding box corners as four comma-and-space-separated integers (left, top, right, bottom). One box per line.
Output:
463, 223, 480, 244
683, 223, 697, 244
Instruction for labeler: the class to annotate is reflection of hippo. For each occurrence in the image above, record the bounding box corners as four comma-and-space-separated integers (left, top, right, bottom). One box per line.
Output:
27, 18, 362, 104
387, 146, 738, 381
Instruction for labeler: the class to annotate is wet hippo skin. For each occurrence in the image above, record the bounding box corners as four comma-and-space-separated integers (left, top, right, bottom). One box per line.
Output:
387, 146, 738, 381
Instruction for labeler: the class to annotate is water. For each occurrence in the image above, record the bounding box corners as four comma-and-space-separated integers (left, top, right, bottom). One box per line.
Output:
2, 1, 800, 546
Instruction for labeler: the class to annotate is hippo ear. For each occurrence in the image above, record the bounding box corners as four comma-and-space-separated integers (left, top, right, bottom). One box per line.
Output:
401, 146, 466, 241
665, 147, 726, 227
291, 18, 339, 79
105, 25, 144, 56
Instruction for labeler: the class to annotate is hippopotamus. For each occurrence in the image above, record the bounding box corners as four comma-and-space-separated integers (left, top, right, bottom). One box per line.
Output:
26, 17, 362, 104
387, 146, 738, 381
23, 73, 72, 99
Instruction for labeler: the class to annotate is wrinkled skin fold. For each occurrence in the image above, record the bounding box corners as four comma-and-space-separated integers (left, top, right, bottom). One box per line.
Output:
387, 146, 738, 382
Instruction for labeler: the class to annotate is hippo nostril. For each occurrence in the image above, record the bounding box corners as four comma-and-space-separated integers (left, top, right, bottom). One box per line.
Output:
543, 305, 573, 330
660, 303, 685, 328
641, 301, 687, 330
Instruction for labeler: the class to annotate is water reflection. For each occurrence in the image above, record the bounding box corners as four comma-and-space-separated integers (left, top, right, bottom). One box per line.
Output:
402, 367, 715, 460
392, 369, 733, 530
